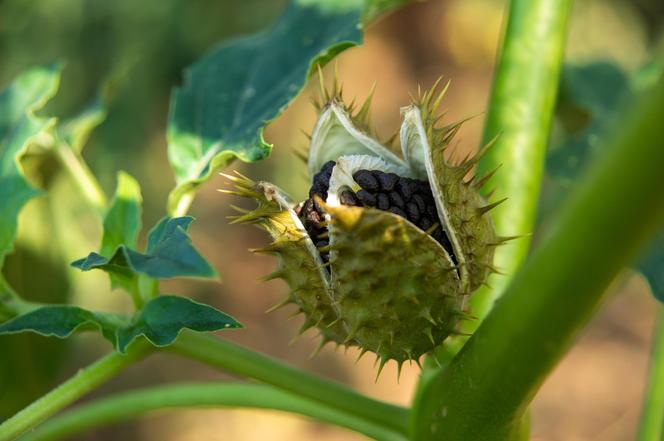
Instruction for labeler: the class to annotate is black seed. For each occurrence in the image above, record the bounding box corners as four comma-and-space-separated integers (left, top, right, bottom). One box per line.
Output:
415, 181, 431, 193
412, 194, 426, 212
426, 204, 438, 220
376, 172, 399, 191
377, 193, 390, 210
353, 170, 380, 192
396, 178, 413, 200
388, 207, 407, 218
388, 191, 405, 209
321, 160, 336, 174
309, 183, 326, 199
420, 217, 432, 231
356, 189, 377, 206
406, 202, 421, 222
339, 190, 359, 206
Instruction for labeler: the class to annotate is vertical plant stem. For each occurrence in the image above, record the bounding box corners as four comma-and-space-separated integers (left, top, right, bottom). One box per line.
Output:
168, 189, 195, 217
53, 143, 107, 213
469, 0, 573, 323
0, 341, 152, 441
411, 76, 664, 440
637, 304, 664, 441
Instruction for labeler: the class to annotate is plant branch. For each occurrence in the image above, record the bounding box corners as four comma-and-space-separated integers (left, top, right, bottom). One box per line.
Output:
469, 0, 573, 324
168, 189, 195, 217
411, 76, 664, 440
53, 142, 107, 213
169, 331, 410, 436
19, 382, 407, 441
0, 341, 152, 441
637, 303, 664, 441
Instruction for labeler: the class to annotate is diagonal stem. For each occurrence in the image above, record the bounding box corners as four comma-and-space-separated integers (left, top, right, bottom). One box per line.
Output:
0, 341, 152, 441
412, 75, 664, 440
19, 383, 407, 441
169, 331, 410, 436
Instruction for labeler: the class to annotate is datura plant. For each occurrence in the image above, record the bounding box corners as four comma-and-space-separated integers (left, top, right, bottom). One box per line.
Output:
225, 79, 508, 371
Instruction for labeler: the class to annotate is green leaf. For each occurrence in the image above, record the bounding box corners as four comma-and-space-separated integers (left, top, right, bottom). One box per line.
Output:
166, 1, 363, 213
72, 216, 217, 280
548, 62, 630, 182
0, 296, 241, 353
101, 172, 142, 256
545, 61, 664, 304
637, 231, 664, 303
57, 96, 107, 153
115, 296, 242, 353
0, 64, 61, 266
98, 171, 143, 295
0, 305, 124, 344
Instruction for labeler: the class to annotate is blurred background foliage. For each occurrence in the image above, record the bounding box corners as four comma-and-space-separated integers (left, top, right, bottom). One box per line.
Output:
0, 0, 662, 440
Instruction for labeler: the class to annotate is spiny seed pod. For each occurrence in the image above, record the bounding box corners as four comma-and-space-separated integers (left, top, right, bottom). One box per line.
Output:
223, 77, 510, 373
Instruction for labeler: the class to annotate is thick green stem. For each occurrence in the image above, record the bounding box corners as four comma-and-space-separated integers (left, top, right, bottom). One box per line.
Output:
411, 76, 664, 440
0, 341, 152, 441
19, 382, 407, 441
637, 304, 664, 441
53, 142, 107, 213
169, 331, 409, 436
168, 189, 195, 217
469, 0, 573, 324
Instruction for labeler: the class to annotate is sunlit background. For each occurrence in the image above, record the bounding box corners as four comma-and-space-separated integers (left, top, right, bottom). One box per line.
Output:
1, 0, 663, 440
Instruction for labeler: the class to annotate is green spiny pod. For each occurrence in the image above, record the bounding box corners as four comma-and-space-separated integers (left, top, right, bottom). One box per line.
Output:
224, 78, 506, 372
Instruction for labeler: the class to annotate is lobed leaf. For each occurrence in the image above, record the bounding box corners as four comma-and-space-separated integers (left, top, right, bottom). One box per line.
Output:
0, 305, 124, 344
166, 1, 363, 213
72, 216, 217, 281
0, 296, 241, 354
115, 296, 242, 353
0, 64, 61, 266
98, 171, 143, 294
101, 171, 142, 256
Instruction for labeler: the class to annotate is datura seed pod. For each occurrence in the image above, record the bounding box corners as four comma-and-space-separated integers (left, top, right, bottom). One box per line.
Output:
224, 78, 507, 371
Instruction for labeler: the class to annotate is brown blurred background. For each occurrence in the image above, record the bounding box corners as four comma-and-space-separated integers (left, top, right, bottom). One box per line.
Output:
1, 0, 663, 440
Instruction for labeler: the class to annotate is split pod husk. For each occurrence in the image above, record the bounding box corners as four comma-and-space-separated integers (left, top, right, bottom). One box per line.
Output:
223, 78, 507, 372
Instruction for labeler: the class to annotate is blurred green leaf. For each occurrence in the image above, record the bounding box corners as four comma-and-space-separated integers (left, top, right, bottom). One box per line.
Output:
72, 216, 217, 280
0, 296, 240, 354
0, 64, 61, 266
546, 60, 664, 304
548, 62, 630, 182
166, 1, 363, 213
101, 171, 142, 256
115, 295, 241, 353
0, 243, 70, 419
638, 232, 664, 302
98, 171, 143, 295
57, 96, 107, 153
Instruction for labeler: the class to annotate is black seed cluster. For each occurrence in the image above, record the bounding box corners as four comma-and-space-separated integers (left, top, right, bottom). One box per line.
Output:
297, 161, 336, 264
297, 163, 457, 266
351, 169, 456, 262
